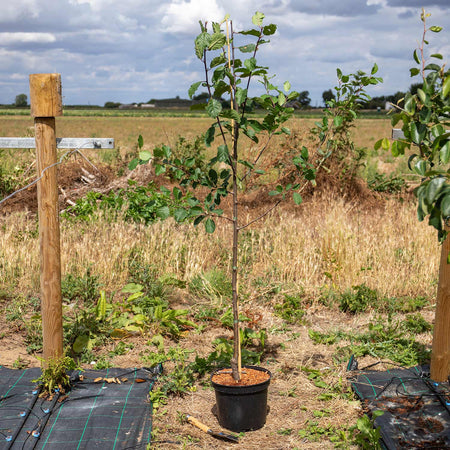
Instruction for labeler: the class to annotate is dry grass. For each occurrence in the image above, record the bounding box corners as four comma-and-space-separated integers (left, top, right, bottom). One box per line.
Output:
0, 195, 438, 302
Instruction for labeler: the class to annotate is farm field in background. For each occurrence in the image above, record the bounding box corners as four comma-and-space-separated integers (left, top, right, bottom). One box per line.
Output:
0, 113, 438, 448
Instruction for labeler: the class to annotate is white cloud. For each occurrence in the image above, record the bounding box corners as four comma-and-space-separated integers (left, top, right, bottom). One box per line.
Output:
0, 32, 56, 45
160, 0, 227, 33
0, 0, 448, 105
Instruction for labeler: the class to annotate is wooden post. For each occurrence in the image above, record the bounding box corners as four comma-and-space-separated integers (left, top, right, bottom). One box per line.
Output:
29, 74, 63, 361
431, 229, 450, 381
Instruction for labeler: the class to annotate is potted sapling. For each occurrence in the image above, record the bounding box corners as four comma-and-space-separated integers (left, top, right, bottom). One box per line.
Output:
131, 11, 381, 432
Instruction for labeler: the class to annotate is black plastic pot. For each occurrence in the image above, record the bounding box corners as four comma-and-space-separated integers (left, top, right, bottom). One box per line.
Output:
211, 366, 271, 432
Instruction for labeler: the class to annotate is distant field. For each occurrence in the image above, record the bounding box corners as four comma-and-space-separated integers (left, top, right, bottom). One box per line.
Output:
0, 107, 391, 119
0, 113, 392, 153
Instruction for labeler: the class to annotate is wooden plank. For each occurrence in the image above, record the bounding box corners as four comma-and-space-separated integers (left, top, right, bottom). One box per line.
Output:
431, 229, 450, 381
30, 74, 63, 118
0, 137, 114, 149
31, 74, 64, 361
36, 117, 63, 361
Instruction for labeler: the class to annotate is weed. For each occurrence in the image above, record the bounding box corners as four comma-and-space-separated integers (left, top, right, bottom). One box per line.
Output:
92, 356, 113, 369
109, 341, 134, 357
277, 428, 293, 435
62, 267, 102, 306
368, 172, 406, 193
13, 356, 30, 369
5, 296, 30, 322
339, 284, 379, 314
350, 411, 384, 449
309, 314, 431, 366
127, 252, 167, 299
33, 355, 78, 396
142, 344, 196, 409
301, 366, 352, 401
62, 181, 192, 225
192, 328, 267, 376
403, 313, 432, 333
189, 268, 232, 303
24, 315, 43, 354
274, 294, 307, 324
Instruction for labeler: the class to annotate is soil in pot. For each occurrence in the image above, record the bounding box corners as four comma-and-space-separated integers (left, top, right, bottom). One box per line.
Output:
211, 366, 271, 432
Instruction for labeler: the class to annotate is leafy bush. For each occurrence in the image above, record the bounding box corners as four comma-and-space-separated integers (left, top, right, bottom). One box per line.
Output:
62, 267, 102, 306
339, 284, 379, 314
61, 181, 192, 225
274, 294, 306, 324
368, 172, 406, 193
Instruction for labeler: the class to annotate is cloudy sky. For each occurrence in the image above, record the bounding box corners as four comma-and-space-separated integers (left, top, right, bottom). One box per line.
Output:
1, 0, 449, 107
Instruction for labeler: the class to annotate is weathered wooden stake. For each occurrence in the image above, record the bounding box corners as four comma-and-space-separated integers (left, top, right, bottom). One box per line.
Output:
431, 229, 450, 381
30, 74, 64, 361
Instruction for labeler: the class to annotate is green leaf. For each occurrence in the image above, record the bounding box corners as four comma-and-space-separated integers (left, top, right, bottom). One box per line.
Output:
139, 150, 152, 162
426, 177, 445, 205
278, 92, 286, 106
441, 194, 450, 217
128, 158, 139, 170
283, 81, 291, 92
205, 125, 216, 146
239, 29, 260, 37
235, 87, 247, 106
206, 98, 222, 118
371, 63, 378, 75
381, 137, 390, 151
431, 53, 443, 59
172, 186, 182, 200
217, 144, 230, 162
263, 24, 277, 35
220, 109, 240, 121
138, 134, 144, 149
193, 215, 204, 226
252, 11, 265, 26
209, 32, 226, 50
333, 116, 343, 128
293, 192, 302, 205
210, 54, 227, 68
414, 159, 427, 176
156, 206, 170, 220
429, 26, 442, 33
174, 208, 188, 222
239, 44, 256, 53
391, 140, 407, 157
424, 63, 441, 72
154, 164, 166, 176
440, 141, 450, 164
195, 32, 211, 59
374, 139, 383, 151
413, 49, 420, 64
410, 122, 420, 144
244, 57, 257, 71
410, 68, 420, 77
73, 335, 90, 354
404, 94, 416, 114
205, 217, 216, 233
188, 81, 202, 99
443, 76, 450, 99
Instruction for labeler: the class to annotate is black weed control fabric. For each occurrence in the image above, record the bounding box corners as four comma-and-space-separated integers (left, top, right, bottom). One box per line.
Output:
0, 366, 161, 449
350, 364, 450, 449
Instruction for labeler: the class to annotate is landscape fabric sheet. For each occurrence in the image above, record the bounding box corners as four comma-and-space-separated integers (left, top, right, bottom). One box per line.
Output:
350, 364, 450, 449
0, 366, 160, 449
